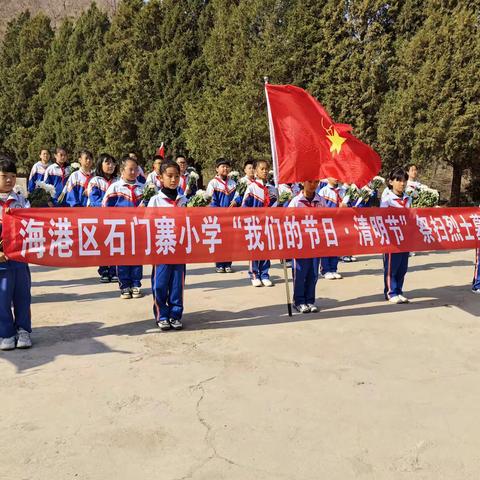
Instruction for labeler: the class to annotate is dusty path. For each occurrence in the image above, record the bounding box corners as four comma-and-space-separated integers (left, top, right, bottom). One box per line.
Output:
1, 250, 479, 479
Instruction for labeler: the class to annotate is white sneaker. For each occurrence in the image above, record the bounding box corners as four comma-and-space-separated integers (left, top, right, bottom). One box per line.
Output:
294, 304, 310, 313
261, 279, 273, 287
307, 304, 319, 313
388, 296, 403, 304
398, 295, 409, 303
333, 272, 343, 279
324, 272, 336, 280
120, 288, 132, 299
251, 279, 263, 287
350, 256, 357, 262
0, 336, 16, 351
131, 287, 143, 299
16, 328, 32, 349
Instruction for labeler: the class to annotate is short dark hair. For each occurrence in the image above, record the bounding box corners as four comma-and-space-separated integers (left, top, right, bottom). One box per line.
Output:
160, 160, 180, 175
55, 147, 67, 155
253, 159, 269, 169
152, 155, 164, 162
216, 157, 231, 168
388, 166, 408, 183
243, 159, 254, 169
406, 163, 417, 170
79, 149, 93, 160
95, 153, 118, 179
175, 154, 187, 162
0, 154, 17, 174
120, 154, 138, 170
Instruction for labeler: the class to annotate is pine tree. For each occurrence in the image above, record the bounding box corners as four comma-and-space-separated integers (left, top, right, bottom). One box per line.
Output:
377, 2, 480, 204
0, 12, 53, 171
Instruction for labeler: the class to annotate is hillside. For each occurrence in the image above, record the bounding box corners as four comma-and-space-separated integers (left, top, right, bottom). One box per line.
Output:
0, 0, 115, 38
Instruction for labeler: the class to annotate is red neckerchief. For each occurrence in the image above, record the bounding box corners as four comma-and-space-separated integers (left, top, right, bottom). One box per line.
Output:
81, 171, 92, 194
253, 179, 270, 206
57, 163, 66, 183
394, 196, 409, 207
180, 174, 188, 192
215, 176, 231, 194
299, 194, 318, 207
332, 187, 342, 206
126, 184, 138, 206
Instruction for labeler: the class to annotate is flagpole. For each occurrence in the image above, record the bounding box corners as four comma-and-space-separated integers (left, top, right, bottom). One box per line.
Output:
264, 76, 293, 318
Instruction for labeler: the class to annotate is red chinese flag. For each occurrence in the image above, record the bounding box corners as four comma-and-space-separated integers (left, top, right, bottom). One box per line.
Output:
156, 142, 165, 159
265, 84, 381, 186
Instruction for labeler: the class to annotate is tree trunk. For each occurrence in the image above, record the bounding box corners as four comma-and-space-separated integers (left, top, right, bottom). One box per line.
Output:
449, 163, 463, 206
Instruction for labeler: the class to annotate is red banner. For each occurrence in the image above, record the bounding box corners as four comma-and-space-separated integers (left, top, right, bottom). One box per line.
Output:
3, 207, 480, 267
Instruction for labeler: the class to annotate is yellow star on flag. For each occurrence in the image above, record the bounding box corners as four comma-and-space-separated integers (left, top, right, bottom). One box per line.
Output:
326, 128, 346, 155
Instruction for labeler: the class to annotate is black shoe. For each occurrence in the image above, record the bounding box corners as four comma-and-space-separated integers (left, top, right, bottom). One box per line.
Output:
170, 318, 183, 330
157, 319, 171, 331
100, 275, 111, 283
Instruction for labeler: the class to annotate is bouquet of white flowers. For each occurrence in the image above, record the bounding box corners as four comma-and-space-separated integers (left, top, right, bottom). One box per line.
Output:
187, 189, 211, 207
228, 170, 240, 183
235, 177, 249, 197
187, 170, 199, 190
29, 181, 56, 207
141, 183, 157, 205
369, 176, 385, 191
70, 162, 80, 172
278, 190, 293, 206
412, 185, 439, 207
345, 184, 360, 204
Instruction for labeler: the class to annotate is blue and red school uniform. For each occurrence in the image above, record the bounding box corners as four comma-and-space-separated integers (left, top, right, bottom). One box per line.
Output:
43, 163, 72, 205
317, 184, 344, 275
242, 179, 276, 280
288, 192, 324, 307
28, 161, 51, 193
0, 191, 32, 339
380, 190, 412, 299
88, 176, 118, 279
103, 180, 144, 291
206, 176, 237, 270
148, 190, 188, 324
63, 170, 93, 207
473, 248, 480, 292
146, 171, 162, 190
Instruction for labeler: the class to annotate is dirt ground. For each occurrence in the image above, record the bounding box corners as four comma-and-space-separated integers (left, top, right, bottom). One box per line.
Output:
1, 249, 480, 480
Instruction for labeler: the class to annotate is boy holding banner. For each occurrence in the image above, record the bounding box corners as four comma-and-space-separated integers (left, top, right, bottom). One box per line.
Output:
380, 167, 412, 304
288, 180, 323, 313
206, 158, 237, 273
473, 249, 480, 294
0, 155, 32, 350
242, 159, 276, 287
103, 155, 144, 300
147, 160, 188, 331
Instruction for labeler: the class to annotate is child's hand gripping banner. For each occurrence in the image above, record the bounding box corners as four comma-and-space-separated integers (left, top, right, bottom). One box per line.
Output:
3, 207, 480, 267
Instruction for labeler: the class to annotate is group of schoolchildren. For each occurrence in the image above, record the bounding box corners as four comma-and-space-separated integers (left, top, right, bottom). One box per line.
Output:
0, 149, 478, 351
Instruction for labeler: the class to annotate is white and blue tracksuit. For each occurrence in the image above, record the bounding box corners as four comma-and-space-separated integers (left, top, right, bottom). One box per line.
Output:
288, 192, 324, 306
28, 161, 51, 193
88, 176, 118, 278
242, 179, 276, 280
278, 183, 302, 207
473, 248, 480, 292
146, 171, 162, 190
136, 165, 146, 185
148, 190, 188, 323
317, 184, 344, 274
63, 170, 93, 207
232, 176, 254, 206
206, 176, 237, 270
44, 163, 72, 205
380, 190, 412, 299
0, 191, 32, 339
178, 172, 197, 198
103, 179, 144, 290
